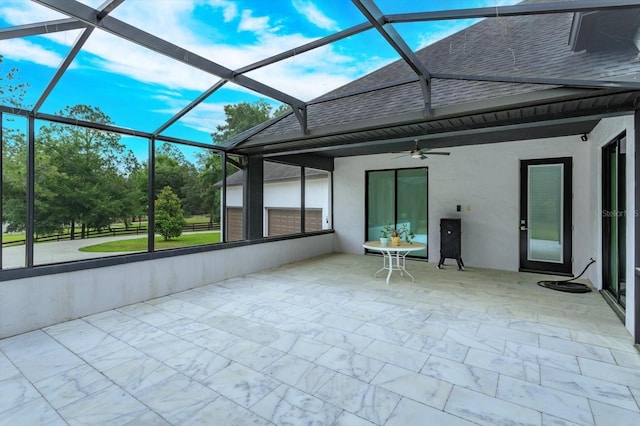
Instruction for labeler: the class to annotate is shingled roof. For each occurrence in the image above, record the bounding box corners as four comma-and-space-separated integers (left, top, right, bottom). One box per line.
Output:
222, 0, 640, 158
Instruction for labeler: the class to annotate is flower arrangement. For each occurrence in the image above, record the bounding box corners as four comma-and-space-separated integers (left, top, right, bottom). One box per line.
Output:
379, 223, 415, 244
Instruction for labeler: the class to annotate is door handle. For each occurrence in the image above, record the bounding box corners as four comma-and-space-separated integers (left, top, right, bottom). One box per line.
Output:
520, 226, 528, 231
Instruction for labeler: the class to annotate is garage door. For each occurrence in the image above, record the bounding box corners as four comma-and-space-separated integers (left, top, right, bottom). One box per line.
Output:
267, 208, 322, 236
226, 207, 243, 241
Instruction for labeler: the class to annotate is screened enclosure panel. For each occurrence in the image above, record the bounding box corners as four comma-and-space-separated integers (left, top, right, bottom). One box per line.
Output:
1, 114, 28, 269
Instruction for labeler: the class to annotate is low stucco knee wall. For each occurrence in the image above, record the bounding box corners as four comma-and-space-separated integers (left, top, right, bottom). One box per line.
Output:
0, 233, 335, 338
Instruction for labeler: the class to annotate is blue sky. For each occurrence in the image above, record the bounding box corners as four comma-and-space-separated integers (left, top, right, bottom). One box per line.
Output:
1, 0, 518, 154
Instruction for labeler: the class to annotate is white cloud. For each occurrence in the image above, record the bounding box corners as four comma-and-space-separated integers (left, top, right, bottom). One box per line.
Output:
0, 38, 64, 67
237, 9, 271, 33
0, 0, 67, 24
291, 0, 340, 31
203, 0, 238, 22
0, 0, 389, 132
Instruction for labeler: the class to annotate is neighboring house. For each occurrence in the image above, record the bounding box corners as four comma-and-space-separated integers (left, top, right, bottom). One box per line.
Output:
221, 3, 640, 337
221, 162, 331, 240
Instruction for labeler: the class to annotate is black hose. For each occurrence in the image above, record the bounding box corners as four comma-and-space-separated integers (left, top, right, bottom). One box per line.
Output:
537, 258, 596, 293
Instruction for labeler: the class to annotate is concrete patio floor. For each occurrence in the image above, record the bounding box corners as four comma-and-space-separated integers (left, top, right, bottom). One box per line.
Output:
1, 253, 639, 425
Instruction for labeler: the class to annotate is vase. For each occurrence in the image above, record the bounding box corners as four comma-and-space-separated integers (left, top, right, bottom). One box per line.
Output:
391, 236, 400, 246
379, 237, 389, 247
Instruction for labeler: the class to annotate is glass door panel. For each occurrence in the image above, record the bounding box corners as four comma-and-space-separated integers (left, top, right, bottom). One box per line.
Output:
397, 168, 428, 257
527, 164, 564, 263
367, 170, 395, 242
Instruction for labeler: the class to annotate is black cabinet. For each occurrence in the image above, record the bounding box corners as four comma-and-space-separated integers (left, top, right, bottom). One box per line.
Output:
437, 218, 464, 270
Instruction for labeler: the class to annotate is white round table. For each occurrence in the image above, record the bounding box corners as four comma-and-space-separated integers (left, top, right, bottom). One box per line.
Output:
363, 241, 426, 285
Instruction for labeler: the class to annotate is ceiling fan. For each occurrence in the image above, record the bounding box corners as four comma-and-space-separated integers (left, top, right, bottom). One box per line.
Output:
393, 140, 451, 160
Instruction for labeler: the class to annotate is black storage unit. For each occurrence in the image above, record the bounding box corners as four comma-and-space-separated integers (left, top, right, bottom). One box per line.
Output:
437, 218, 464, 270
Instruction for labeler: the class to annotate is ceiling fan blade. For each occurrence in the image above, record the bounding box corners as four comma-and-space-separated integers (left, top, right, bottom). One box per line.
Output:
425, 152, 450, 155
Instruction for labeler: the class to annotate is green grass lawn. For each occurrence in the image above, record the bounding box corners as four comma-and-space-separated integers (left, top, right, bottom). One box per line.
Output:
79, 232, 221, 252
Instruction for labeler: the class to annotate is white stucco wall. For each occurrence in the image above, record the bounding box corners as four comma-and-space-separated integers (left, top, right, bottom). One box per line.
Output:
0, 233, 335, 338
334, 135, 592, 273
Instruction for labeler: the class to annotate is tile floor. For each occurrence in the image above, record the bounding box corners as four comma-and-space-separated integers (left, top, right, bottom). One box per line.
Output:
1, 253, 639, 425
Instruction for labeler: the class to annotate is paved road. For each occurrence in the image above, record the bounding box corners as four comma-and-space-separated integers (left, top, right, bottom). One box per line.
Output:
1, 235, 140, 268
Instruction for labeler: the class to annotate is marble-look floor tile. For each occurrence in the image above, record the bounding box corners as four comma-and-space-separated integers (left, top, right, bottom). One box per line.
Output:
315, 347, 384, 382
421, 355, 499, 396
496, 375, 593, 425
109, 321, 166, 347
147, 297, 211, 319
82, 310, 141, 334
164, 347, 231, 381
182, 326, 240, 353
316, 372, 401, 425
269, 333, 332, 361
122, 410, 172, 426
0, 375, 41, 413
589, 400, 640, 426
508, 320, 572, 339
361, 340, 428, 372
102, 356, 177, 395
464, 348, 540, 383
43, 319, 116, 355
117, 303, 182, 327
445, 386, 541, 426
353, 322, 411, 346
34, 364, 112, 410
610, 349, 640, 369
88, 344, 147, 372
539, 335, 615, 363
0, 352, 20, 381
570, 331, 636, 353
0, 396, 67, 426
541, 413, 583, 426
577, 358, 640, 388
136, 333, 200, 362
57, 385, 149, 426
443, 329, 505, 354
160, 318, 211, 337
541, 366, 638, 412
203, 361, 280, 408
504, 342, 581, 373
251, 384, 342, 425
183, 396, 272, 426
332, 411, 376, 426
391, 317, 447, 339
371, 364, 452, 410
220, 339, 285, 371
477, 324, 540, 346
403, 333, 469, 362
210, 315, 282, 345
135, 374, 219, 424
314, 328, 373, 353
316, 313, 366, 332
386, 397, 476, 426
262, 353, 335, 394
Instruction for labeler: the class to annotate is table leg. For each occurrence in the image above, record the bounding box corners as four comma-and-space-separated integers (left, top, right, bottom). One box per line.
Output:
385, 251, 392, 285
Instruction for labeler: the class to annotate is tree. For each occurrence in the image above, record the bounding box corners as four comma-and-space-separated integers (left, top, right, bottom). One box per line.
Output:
201, 100, 289, 222
33, 105, 139, 237
0, 55, 29, 108
154, 186, 185, 240
211, 99, 288, 143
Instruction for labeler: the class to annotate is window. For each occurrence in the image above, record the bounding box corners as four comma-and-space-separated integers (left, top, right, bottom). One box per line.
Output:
366, 168, 428, 258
